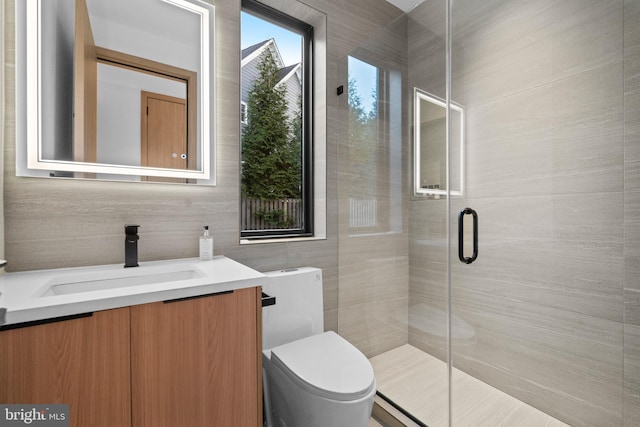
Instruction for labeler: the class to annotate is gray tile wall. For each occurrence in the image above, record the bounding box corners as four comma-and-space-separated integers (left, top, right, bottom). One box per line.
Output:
408, 0, 637, 425
625, 0, 640, 425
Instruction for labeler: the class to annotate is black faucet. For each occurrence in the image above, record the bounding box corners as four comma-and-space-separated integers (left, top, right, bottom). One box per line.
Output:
124, 225, 140, 268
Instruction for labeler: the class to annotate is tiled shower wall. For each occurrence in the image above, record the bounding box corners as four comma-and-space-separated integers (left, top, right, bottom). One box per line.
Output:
624, 0, 640, 425
409, 0, 640, 426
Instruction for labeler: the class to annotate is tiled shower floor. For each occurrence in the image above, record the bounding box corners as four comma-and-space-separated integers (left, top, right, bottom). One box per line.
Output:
369, 345, 569, 427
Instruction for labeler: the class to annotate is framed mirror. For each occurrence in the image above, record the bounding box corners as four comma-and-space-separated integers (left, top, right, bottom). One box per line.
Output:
16, 0, 215, 184
413, 88, 464, 197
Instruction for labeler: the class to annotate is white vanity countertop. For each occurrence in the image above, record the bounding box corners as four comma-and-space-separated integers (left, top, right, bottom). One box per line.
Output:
0, 256, 266, 326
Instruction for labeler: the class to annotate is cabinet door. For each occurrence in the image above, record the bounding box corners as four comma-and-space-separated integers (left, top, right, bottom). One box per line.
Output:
0, 308, 131, 427
131, 287, 261, 427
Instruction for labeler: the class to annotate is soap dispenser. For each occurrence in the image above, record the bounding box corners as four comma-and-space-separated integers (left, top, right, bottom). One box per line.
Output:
199, 225, 213, 261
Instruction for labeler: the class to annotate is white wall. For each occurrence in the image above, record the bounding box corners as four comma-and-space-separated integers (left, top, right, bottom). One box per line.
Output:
40, 0, 74, 161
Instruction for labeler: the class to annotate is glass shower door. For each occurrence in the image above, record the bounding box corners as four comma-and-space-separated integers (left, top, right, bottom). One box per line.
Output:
449, 0, 628, 425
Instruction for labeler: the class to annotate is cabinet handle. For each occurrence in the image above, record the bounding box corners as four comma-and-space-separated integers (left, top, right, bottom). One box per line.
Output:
163, 290, 234, 304
0, 312, 93, 331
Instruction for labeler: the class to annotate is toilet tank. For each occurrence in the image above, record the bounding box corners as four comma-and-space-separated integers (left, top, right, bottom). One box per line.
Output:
262, 267, 323, 351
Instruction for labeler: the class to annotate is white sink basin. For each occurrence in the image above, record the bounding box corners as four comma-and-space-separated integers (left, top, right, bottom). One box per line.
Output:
0, 256, 267, 326
39, 266, 205, 297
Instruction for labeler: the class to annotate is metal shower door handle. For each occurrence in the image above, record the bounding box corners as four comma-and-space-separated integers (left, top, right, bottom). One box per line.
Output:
458, 207, 478, 264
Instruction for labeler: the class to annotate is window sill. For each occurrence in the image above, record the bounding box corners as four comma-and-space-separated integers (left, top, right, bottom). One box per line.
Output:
240, 235, 326, 245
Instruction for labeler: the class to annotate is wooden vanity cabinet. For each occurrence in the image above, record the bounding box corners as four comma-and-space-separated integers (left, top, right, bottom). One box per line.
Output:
131, 287, 262, 427
0, 308, 132, 427
0, 286, 262, 427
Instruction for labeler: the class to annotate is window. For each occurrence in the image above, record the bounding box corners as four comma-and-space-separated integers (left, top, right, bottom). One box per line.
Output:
240, 0, 314, 239
347, 54, 403, 235
347, 56, 380, 230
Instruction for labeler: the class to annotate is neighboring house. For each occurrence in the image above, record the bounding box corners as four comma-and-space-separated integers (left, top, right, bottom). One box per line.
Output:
240, 39, 301, 131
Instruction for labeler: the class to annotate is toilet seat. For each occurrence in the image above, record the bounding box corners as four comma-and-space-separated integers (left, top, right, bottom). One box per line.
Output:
269, 331, 375, 402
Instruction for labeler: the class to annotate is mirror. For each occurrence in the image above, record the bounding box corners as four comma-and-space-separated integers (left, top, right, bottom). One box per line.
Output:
414, 88, 464, 197
16, 0, 215, 183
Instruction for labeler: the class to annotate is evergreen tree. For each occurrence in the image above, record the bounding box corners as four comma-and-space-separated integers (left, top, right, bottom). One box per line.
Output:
241, 51, 300, 200
348, 77, 378, 199
288, 94, 303, 193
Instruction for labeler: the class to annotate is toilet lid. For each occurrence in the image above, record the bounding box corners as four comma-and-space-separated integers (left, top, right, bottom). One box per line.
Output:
270, 331, 375, 401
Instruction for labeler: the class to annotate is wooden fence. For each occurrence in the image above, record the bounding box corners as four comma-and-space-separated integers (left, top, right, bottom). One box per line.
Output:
241, 198, 303, 230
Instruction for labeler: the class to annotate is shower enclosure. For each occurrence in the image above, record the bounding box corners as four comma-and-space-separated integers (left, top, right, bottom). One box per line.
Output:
337, 1, 638, 426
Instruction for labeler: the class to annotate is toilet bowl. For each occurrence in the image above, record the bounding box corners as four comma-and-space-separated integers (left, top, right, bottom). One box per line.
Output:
262, 268, 376, 427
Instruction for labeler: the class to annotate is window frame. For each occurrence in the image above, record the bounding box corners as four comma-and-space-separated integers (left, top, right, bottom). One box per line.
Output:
240, 0, 315, 240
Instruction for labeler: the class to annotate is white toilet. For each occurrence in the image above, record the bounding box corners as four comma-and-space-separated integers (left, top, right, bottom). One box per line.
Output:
262, 267, 376, 427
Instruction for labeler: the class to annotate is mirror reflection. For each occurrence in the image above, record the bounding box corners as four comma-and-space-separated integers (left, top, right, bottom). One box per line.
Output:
414, 89, 464, 197
19, 0, 214, 182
